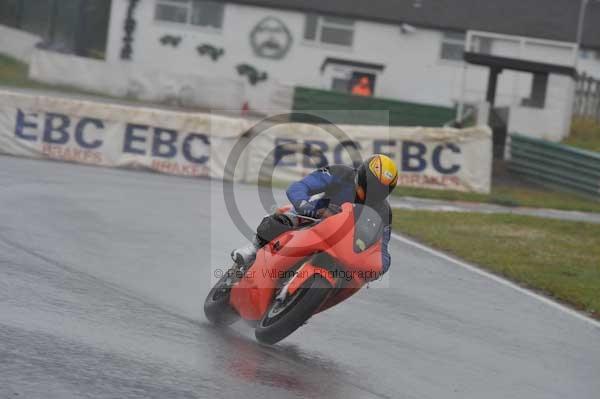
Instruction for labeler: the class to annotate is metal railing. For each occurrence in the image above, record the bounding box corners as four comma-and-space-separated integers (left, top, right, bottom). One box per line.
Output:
509, 134, 600, 199
573, 73, 600, 122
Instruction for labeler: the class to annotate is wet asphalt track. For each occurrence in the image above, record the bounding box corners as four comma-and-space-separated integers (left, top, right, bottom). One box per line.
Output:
1, 155, 599, 399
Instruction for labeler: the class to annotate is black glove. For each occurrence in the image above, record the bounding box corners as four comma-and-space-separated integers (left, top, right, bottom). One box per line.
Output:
326, 203, 342, 215
297, 201, 318, 218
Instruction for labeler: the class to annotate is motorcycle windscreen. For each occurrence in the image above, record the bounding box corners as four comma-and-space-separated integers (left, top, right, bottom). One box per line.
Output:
352, 204, 384, 252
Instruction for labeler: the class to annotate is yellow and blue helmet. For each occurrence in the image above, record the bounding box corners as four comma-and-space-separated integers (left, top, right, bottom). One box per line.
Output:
356, 154, 399, 203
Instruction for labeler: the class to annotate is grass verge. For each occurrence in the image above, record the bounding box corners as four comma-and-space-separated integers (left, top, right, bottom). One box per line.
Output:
392, 210, 600, 319
394, 184, 600, 213
563, 118, 600, 153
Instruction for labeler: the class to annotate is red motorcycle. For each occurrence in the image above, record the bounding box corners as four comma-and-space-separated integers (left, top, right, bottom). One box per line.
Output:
204, 202, 384, 344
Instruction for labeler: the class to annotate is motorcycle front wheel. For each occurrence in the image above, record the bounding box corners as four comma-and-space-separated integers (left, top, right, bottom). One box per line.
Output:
204, 267, 241, 326
255, 275, 332, 345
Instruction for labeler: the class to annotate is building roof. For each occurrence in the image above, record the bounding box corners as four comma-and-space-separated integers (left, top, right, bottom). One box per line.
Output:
228, 0, 600, 50
464, 52, 577, 77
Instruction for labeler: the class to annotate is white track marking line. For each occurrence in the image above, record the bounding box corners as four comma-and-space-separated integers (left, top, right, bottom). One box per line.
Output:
391, 232, 600, 329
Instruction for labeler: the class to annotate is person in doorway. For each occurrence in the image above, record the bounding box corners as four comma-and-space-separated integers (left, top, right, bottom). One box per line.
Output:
351, 76, 373, 96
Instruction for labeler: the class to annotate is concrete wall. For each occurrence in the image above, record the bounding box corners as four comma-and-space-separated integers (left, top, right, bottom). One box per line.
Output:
0, 24, 41, 64
28, 48, 246, 110
507, 75, 575, 141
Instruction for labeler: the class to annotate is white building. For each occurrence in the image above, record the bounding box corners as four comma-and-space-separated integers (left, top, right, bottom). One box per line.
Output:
100, 0, 600, 112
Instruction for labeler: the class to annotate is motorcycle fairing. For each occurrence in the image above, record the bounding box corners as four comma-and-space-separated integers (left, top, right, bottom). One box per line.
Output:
229, 203, 383, 321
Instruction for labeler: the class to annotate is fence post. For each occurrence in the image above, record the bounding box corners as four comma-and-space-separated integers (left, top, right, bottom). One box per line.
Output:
573, 73, 600, 121
595, 79, 600, 122
575, 73, 583, 116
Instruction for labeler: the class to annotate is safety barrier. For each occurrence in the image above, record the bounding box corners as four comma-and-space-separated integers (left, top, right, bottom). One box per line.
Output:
0, 88, 493, 193
292, 87, 455, 127
509, 134, 600, 199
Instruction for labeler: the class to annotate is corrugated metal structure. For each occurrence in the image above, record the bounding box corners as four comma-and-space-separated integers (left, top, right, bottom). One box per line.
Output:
509, 134, 600, 199
292, 87, 455, 127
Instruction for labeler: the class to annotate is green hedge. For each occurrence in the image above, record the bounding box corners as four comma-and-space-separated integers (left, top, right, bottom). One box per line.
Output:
292, 87, 455, 127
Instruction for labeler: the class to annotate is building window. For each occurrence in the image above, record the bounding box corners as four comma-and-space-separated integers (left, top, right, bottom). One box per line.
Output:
304, 14, 354, 47
332, 77, 350, 93
521, 73, 548, 109
155, 0, 224, 28
440, 31, 465, 61
471, 37, 492, 54
579, 49, 597, 60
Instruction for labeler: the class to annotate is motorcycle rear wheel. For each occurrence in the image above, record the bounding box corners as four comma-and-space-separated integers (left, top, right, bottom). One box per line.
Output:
255, 275, 331, 344
204, 267, 241, 326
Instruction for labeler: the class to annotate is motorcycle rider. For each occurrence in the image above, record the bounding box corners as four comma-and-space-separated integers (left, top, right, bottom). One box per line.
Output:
231, 154, 398, 276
